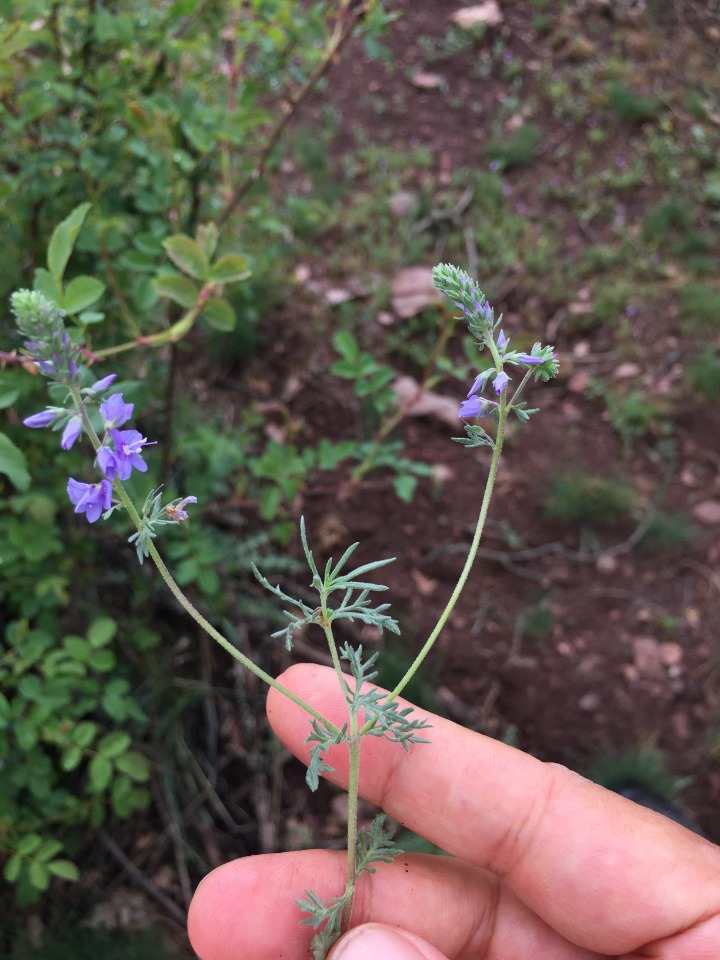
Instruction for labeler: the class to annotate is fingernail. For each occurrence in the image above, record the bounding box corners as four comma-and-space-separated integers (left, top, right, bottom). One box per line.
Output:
329, 923, 446, 960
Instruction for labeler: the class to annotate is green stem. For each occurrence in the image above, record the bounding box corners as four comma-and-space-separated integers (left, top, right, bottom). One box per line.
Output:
341, 724, 360, 932
360, 396, 508, 734
322, 614, 351, 699
68, 384, 339, 735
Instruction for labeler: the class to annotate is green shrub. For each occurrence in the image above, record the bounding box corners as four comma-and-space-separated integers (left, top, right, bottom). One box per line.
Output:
545, 470, 638, 528
688, 349, 720, 398
587, 748, 691, 801
485, 124, 542, 169
680, 283, 720, 329
638, 511, 697, 553
607, 81, 661, 124
641, 198, 694, 245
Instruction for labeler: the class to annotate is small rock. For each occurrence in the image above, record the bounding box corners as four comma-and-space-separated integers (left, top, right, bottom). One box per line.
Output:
390, 266, 441, 319
568, 371, 592, 394
393, 375, 459, 427
596, 553, 618, 574
450, 2, 503, 28
411, 569, 438, 597
388, 190, 417, 219
410, 71, 445, 91
659, 641, 683, 666
579, 692, 601, 712
692, 500, 720, 525
614, 362, 641, 380
632, 636, 664, 680
671, 710, 690, 740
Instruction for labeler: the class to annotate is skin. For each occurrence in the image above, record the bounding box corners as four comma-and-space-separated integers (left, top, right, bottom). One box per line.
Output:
188, 664, 720, 960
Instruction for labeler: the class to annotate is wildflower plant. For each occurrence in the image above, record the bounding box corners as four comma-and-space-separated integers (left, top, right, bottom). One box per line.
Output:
8, 261, 557, 959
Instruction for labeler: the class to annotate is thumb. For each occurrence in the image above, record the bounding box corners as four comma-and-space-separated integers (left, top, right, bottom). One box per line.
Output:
328, 923, 450, 960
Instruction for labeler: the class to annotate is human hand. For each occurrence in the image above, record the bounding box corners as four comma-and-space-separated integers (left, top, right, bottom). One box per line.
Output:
188, 663, 720, 960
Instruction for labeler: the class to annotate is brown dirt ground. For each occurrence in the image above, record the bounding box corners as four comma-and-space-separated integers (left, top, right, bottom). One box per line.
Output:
237, 0, 720, 841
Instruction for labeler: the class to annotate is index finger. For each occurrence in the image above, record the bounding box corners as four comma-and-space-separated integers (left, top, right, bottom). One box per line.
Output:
267, 664, 720, 957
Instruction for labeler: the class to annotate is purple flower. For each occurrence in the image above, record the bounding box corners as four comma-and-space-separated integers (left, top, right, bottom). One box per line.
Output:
24, 409, 58, 429
61, 416, 83, 450
516, 342, 555, 365
88, 373, 118, 394
108, 428, 154, 480
497, 329, 508, 350
166, 496, 198, 522
96, 445, 117, 479
459, 395, 490, 420
493, 371, 510, 394
67, 478, 113, 523
467, 370, 493, 397
100, 393, 133, 428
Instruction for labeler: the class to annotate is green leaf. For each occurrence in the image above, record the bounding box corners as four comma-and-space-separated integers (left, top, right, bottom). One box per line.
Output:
47, 203, 92, 282
0, 431, 30, 491
153, 273, 199, 308
73, 720, 98, 747
61, 745, 83, 771
201, 296, 236, 331
16, 834, 42, 856
32, 268, 62, 306
98, 731, 131, 759
36, 839, 63, 863
64, 635, 90, 661
28, 861, 50, 892
114, 750, 150, 782
88, 648, 116, 672
197, 223, 219, 260
208, 254, 251, 284
47, 859, 80, 881
333, 330, 359, 362
77, 311, 105, 325
62, 275, 105, 314
393, 474, 418, 502
0, 385, 19, 409
162, 235, 209, 279
3, 854, 23, 884
88, 754, 112, 793
703, 176, 720, 207
0, 691, 11, 727
87, 616, 117, 648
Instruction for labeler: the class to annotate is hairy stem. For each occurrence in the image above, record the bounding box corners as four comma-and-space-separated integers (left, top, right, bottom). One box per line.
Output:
69, 383, 339, 734
360, 395, 508, 734
341, 730, 361, 932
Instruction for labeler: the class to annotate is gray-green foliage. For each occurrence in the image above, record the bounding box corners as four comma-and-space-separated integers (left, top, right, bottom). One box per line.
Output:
254, 519, 431, 956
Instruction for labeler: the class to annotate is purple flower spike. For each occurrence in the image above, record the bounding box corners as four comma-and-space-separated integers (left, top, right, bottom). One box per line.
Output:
67, 478, 113, 523
100, 393, 134, 428
61, 416, 82, 450
24, 409, 57, 429
109, 428, 154, 480
89, 373, 118, 394
493, 371, 510, 394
